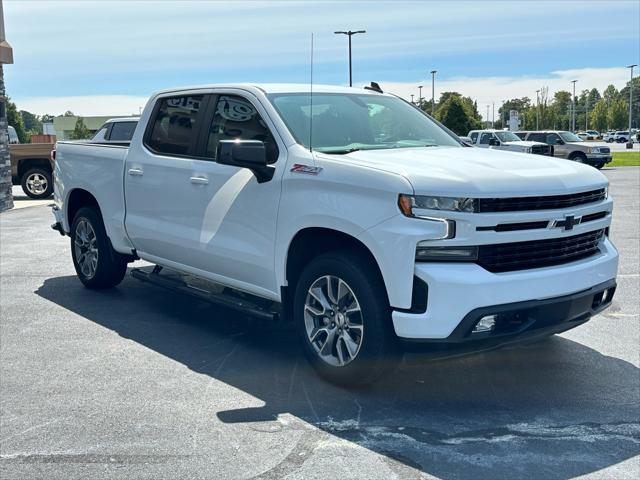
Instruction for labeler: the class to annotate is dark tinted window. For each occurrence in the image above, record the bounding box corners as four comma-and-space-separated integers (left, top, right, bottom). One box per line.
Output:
527, 133, 546, 142
470, 132, 479, 142
479, 132, 493, 145
546, 133, 561, 144
109, 121, 137, 141
206, 95, 278, 163
146, 95, 203, 155
514, 132, 527, 140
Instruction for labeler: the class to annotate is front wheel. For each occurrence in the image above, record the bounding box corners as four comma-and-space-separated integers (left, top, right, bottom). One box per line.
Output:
71, 207, 128, 289
594, 163, 605, 170
21, 168, 53, 199
293, 250, 399, 386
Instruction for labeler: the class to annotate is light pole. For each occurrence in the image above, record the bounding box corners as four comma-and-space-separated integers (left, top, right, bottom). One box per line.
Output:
334, 30, 366, 87
585, 95, 588, 131
410, 94, 414, 104
418, 85, 423, 106
501, 100, 505, 129
627, 64, 637, 148
535, 90, 540, 130
430, 70, 437, 116
571, 80, 577, 132
492, 102, 495, 128
486, 105, 490, 128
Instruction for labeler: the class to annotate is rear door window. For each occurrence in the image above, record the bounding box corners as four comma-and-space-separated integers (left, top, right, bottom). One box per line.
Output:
109, 121, 137, 141
469, 132, 479, 142
527, 133, 546, 143
145, 95, 204, 156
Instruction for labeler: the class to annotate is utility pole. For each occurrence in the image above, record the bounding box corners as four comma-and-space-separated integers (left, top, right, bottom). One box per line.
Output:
627, 64, 637, 148
334, 30, 366, 87
418, 85, 423, 106
535, 90, 540, 130
430, 70, 437, 116
585, 96, 588, 131
571, 80, 577, 132
486, 105, 490, 128
491, 102, 495, 128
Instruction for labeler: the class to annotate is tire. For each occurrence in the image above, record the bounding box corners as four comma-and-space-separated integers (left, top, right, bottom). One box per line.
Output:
594, 163, 605, 170
21, 168, 53, 199
293, 250, 399, 386
569, 153, 587, 164
607, 138, 614, 143
70, 207, 128, 289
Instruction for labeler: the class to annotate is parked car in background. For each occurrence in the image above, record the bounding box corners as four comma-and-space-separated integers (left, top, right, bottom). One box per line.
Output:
8, 128, 55, 199
516, 130, 611, 169
7, 126, 19, 144
586, 130, 601, 139
613, 131, 631, 143
52, 83, 618, 385
603, 131, 616, 143
90, 117, 139, 144
577, 132, 595, 141
468, 129, 553, 155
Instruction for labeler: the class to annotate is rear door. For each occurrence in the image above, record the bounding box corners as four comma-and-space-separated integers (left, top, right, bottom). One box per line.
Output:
124, 93, 210, 267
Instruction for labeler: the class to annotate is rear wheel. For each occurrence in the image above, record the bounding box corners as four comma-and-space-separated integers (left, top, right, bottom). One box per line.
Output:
21, 168, 53, 199
71, 207, 128, 289
293, 250, 399, 386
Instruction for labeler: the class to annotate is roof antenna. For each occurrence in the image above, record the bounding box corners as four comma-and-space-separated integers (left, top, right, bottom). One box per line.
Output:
309, 32, 314, 154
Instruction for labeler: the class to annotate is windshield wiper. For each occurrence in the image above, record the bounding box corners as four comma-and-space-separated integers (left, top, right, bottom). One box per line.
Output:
322, 147, 363, 154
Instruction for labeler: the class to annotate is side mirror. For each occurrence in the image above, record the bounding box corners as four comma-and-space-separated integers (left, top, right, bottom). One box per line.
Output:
216, 140, 275, 183
555, 138, 564, 145
489, 138, 500, 146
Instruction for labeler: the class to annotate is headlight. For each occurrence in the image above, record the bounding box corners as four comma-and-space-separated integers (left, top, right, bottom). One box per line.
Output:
591, 147, 601, 153
415, 244, 478, 262
398, 194, 476, 214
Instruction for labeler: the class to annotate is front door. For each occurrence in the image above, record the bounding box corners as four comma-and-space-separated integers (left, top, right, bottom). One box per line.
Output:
125, 91, 286, 298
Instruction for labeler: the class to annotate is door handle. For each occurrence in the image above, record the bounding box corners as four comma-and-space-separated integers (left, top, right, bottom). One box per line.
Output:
128, 168, 143, 176
190, 176, 209, 185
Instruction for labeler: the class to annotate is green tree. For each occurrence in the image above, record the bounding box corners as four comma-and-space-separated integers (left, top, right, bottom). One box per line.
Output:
590, 99, 608, 132
619, 76, 640, 129
435, 95, 481, 135
603, 85, 619, 104
19, 110, 43, 136
5, 97, 28, 143
41, 114, 55, 123
607, 98, 628, 129
63, 110, 75, 117
589, 98, 609, 132
70, 117, 91, 140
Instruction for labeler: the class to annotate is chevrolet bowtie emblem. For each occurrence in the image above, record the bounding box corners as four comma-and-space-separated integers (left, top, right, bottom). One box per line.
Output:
555, 215, 581, 231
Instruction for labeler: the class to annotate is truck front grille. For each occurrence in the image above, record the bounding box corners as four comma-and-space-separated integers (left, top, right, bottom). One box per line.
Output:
477, 229, 604, 272
478, 188, 606, 212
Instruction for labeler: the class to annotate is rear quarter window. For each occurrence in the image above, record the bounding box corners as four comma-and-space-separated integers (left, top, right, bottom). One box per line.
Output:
109, 121, 137, 142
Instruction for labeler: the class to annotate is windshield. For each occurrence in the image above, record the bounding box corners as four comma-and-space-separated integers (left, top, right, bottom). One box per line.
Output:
559, 131, 583, 142
268, 93, 461, 153
495, 131, 521, 142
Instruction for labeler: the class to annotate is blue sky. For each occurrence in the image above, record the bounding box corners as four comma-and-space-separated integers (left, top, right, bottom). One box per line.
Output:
4, 0, 640, 117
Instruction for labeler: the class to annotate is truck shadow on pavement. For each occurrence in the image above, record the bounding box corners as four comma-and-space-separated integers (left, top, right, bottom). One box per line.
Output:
36, 273, 640, 480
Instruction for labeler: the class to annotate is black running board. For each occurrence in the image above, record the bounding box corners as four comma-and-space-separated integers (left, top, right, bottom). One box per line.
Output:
130, 266, 280, 322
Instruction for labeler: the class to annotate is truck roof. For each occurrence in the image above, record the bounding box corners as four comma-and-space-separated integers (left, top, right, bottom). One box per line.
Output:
153, 83, 389, 96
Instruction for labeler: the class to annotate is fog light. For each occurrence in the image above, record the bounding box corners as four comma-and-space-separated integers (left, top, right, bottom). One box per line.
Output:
472, 315, 497, 334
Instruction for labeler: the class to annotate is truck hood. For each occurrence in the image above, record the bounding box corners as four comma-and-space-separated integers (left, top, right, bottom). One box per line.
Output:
567, 141, 608, 148
323, 146, 607, 197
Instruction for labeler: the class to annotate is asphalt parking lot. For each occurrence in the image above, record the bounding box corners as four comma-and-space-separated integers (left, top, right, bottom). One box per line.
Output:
1, 168, 639, 480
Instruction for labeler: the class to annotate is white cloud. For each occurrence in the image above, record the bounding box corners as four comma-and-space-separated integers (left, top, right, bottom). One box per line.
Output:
16, 95, 149, 116
375, 67, 634, 120
14, 67, 634, 119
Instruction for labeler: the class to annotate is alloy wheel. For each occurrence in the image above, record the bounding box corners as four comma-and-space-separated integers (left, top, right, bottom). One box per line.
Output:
74, 219, 99, 279
304, 275, 364, 367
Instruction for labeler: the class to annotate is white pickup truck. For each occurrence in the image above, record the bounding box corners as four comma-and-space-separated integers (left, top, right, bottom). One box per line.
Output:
468, 129, 553, 156
52, 84, 618, 385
